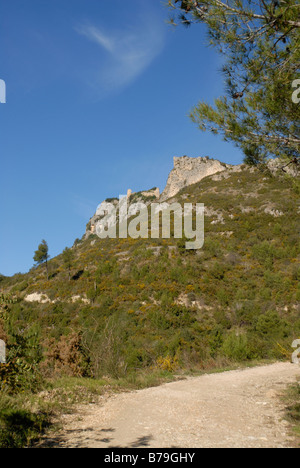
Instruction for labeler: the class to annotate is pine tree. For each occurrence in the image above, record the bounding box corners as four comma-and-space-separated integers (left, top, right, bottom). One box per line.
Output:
62, 247, 74, 281
33, 240, 50, 280
168, 0, 300, 165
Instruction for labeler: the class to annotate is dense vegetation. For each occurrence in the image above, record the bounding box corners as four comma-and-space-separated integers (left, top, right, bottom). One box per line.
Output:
0, 165, 299, 446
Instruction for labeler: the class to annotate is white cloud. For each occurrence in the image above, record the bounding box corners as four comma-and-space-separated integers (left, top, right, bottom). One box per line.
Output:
78, 26, 115, 54
75, 15, 165, 95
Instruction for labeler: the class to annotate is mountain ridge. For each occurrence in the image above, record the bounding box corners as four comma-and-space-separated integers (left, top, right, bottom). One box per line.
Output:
85, 155, 298, 237
85, 155, 237, 237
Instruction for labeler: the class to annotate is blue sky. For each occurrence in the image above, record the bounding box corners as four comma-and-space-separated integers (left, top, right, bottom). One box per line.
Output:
0, 0, 244, 277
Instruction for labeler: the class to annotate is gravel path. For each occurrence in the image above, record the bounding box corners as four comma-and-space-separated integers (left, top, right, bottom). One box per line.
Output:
39, 363, 299, 448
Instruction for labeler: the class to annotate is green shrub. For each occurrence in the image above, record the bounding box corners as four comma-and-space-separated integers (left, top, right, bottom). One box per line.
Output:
255, 311, 290, 339
222, 332, 252, 361
0, 327, 43, 394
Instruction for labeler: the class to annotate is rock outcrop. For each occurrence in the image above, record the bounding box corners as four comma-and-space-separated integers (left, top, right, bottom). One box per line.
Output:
85, 187, 160, 237
160, 156, 232, 201
266, 158, 299, 177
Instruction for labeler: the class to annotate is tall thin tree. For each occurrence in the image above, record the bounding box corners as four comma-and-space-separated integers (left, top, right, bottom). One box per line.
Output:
33, 240, 50, 280
62, 247, 74, 281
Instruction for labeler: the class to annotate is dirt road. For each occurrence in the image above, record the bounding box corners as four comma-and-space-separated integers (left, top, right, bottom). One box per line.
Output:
39, 363, 299, 448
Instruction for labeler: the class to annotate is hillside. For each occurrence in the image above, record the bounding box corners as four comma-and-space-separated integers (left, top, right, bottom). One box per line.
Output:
1, 161, 299, 380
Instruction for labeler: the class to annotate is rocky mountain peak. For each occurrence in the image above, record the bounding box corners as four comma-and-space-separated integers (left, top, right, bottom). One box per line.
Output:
160, 156, 232, 201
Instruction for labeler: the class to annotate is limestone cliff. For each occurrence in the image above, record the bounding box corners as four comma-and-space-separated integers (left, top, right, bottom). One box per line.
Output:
85, 187, 160, 237
160, 156, 232, 201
